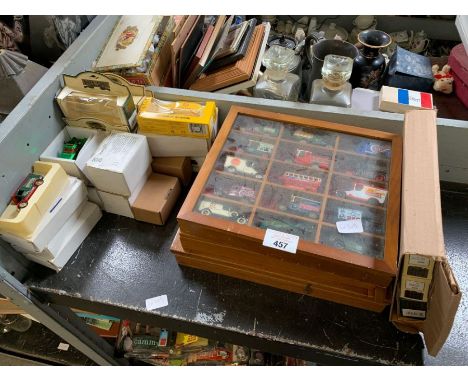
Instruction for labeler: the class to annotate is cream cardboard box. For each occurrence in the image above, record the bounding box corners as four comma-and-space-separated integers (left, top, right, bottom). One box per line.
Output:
131, 173, 181, 225
0, 162, 68, 237
40, 126, 108, 183
97, 167, 150, 218
0, 177, 86, 254
56, 72, 137, 132
85, 132, 151, 196
390, 110, 461, 357
18, 202, 102, 272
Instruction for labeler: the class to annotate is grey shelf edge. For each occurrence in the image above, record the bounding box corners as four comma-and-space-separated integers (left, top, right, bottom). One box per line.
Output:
150, 86, 468, 185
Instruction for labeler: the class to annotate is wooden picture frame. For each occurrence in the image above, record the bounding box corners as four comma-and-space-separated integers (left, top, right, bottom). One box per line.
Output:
173, 106, 402, 311
189, 24, 265, 92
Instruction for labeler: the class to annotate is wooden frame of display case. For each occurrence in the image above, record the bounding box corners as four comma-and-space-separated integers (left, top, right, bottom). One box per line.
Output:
174, 106, 402, 309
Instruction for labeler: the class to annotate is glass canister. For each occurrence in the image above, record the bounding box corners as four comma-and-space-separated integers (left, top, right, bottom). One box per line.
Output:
310, 54, 353, 108
253, 45, 301, 101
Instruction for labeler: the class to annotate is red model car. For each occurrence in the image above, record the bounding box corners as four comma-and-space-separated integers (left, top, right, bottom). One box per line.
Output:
278, 171, 322, 193
294, 149, 330, 170
11, 173, 44, 209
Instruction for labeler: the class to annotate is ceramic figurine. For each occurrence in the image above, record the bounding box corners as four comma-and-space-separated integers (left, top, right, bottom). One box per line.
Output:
432, 64, 454, 94
410, 30, 430, 54
349, 15, 377, 44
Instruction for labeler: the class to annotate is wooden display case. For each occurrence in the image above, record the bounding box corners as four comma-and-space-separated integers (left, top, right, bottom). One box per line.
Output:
172, 106, 402, 312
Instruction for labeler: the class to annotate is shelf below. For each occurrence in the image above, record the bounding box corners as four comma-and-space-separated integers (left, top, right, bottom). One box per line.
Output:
25, 189, 423, 365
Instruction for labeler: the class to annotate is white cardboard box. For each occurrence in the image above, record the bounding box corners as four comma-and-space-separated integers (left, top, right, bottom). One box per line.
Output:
142, 132, 212, 157
85, 132, 151, 196
19, 202, 102, 272
0, 177, 87, 253
40, 126, 107, 183
87, 186, 104, 209
97, 167, 149, 218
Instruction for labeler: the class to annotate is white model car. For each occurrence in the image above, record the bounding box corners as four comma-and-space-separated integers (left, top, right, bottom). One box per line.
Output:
224, 155, 263, 179
198, 200, 248, 224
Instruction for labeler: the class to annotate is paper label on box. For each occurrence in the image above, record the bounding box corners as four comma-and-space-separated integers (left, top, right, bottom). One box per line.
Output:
89, 134, 139, 171
397, 88, 432, 108
405, 280, 426, 292
402, 309, 426, 319
57, 343, 70, 351
145, 294, 168, 310
408, 254, 430, 268
263, 229, 299, 254
336, 219, 363, 234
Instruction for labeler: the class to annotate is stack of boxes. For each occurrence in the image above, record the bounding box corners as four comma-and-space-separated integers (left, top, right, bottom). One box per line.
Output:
136, 98, 218, 172
399, 255, 435, 318
0, 162, 101, 271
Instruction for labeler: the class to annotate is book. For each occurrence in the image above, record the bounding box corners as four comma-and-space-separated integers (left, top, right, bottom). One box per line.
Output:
189, 24, 265, 92
207, 18, 257, 73
183, 24, 215, 88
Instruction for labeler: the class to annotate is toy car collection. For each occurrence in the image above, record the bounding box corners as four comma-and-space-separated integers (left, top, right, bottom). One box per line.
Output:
176, 107, 401, 312
11, 173, 44, 209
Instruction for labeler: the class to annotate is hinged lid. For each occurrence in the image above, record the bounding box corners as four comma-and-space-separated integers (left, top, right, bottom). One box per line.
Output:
93, 15, 163, 72
388, 46, 433, 79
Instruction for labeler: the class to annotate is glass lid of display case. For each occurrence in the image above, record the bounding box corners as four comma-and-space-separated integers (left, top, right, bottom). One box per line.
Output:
192, 113, 397, 261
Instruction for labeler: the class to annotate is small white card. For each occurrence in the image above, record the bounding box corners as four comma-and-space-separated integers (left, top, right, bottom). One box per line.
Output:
145, 294, 169, 311
263, 229, 299, 254
57, 343, 70, 351
336, 219, 364, 234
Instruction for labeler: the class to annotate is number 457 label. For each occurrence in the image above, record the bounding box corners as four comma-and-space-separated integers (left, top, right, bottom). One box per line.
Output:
263, 229, 299, 254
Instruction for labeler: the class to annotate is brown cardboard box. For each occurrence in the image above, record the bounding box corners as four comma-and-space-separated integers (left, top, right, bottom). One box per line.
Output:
132, 174, 181, 225
151, 157, 192, 186
390, 109, 461, 357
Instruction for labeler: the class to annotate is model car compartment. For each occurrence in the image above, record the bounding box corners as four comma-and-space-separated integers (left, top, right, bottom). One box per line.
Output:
0, 161, 69, 237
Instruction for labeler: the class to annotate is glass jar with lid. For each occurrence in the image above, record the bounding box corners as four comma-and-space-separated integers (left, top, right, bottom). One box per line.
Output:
310, 54, 353, 108
253, 45, 301, 101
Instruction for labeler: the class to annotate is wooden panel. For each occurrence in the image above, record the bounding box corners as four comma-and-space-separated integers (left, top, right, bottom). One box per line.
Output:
172, 232, 388, 312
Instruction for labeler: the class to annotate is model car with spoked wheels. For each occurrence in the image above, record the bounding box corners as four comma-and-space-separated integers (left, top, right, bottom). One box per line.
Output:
198, 200, 248, 224
11, 174, 44, 209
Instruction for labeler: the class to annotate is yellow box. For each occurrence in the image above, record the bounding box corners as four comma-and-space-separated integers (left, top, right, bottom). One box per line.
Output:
137, 98, 217, 139
0, 162, 68, 237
